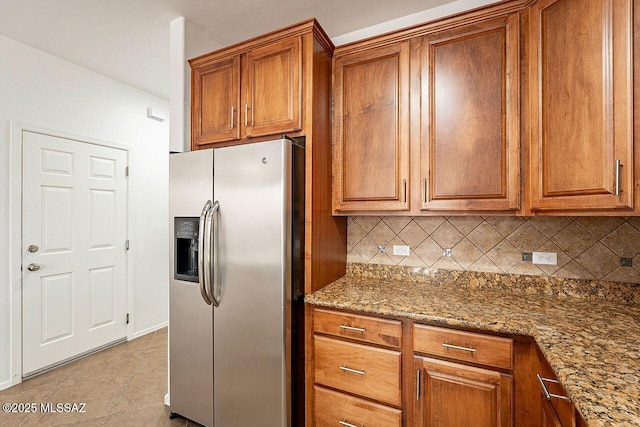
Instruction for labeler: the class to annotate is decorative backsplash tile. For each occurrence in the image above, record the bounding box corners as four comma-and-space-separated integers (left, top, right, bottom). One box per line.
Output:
347, 216, 640, 283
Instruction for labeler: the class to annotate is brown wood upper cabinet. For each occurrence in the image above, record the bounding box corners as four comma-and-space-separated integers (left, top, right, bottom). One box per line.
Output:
191, 35, 302, 147
333, 41, 411, 212
192, 56, 240, 146
332, 11, 521, 214
420, 15, 520, 211
243, 37, 301, 138
528, 0, 634, 212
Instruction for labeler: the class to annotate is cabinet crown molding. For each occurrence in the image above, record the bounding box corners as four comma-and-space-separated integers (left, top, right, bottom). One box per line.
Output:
189, 18, 333, 67
333, 0, 534, 56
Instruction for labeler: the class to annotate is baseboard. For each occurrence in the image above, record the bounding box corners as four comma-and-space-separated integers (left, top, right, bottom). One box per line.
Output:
0, 378, 18, 392
132, 321, 168, 340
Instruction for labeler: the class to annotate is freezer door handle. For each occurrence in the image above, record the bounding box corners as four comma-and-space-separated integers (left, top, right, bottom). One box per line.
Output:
203, 203, 215, 304
198, 200, 213, 305
209, 201, 221, 307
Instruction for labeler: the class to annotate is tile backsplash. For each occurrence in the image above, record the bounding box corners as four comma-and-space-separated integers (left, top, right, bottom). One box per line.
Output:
347, 216, 640, 283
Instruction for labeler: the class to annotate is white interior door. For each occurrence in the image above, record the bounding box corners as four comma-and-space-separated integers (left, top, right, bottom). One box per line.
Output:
22, 131, 128, 376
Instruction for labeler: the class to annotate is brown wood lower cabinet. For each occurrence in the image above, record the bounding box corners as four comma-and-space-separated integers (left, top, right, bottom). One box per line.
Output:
414, 356, 513, 427
542, 395, 564, 427
535, 346, 585, 427
314, 386, 402, 427
311, 308, 403, 426
309, 308, 589, 427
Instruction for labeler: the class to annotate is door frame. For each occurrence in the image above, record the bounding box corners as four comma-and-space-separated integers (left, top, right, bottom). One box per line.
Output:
7, 121, 135, 388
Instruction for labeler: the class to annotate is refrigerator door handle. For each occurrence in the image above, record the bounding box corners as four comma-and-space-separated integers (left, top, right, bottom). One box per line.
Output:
210, 201, 221, 307
198, 201, 213, 305
203, 203, 215, 304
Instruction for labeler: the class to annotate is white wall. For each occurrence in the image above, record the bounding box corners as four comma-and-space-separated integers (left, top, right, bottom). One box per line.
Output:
0, 34, 170, 387
169, 16, 220, 153
331, 0, 499, 45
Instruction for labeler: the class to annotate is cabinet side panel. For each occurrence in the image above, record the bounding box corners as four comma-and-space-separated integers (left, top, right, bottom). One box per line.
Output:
309, 37, 347, 294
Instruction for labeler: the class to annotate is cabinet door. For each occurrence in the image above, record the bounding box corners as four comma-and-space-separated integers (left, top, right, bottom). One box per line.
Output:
192, 56, 240, 146
243, 37, 301, 138
529, 0, 634, 211
421, 15, 520, 211
333, 42, 411, 212
415, 357, 513, 427
541, 395, 564, 427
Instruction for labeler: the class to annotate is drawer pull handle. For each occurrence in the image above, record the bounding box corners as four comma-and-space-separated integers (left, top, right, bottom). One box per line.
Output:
339, 366, 365, 376
339, 420, 362, 427
442, 343, 477, 353
339, 325, 366, 333
537, 374, 571, 401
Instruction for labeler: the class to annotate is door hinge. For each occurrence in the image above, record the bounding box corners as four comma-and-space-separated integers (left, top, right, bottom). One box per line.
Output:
125, 166, 130, 177
126, 313, 130, 324
126, 240, 130, 250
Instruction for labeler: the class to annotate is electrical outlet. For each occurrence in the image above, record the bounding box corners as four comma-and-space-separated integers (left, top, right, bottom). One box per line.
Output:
532, 251, 557, 265
620, 257, 633, 267
393, 245, 410, 256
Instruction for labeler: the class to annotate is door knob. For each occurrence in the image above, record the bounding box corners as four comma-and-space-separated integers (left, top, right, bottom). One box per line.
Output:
27, 263, 40, 272
28, 245, 39, 253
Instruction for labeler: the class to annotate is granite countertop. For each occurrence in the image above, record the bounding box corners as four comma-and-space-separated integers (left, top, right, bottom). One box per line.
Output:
305, 264, 640, 427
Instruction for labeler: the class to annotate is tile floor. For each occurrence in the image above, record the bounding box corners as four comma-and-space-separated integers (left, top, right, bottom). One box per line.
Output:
0, 328, 199, 426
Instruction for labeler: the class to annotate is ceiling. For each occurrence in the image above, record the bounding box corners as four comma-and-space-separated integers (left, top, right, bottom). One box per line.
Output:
1, 0, 486, 99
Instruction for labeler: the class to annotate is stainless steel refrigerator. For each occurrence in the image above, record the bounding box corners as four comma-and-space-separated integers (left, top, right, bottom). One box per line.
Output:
168, 137, 305, 427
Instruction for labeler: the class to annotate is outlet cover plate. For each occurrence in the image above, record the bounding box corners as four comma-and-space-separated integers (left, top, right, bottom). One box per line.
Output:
532, 251, 557, 265
393, 245, 410, 256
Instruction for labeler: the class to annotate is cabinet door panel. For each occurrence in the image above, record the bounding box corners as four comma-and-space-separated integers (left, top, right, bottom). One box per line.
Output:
333, 42, 410, 211
541, 395, 564, 427
529, 0, 633, 211
422, 15, 520, 211
244, 37, 301, 138
192, 57, 240, 146
415, 357, 513, 427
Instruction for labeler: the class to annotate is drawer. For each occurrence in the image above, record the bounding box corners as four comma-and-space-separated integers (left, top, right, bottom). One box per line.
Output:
315, 386, 402, 427
413, 324, 513, 370
314, 335, 402, 406
314, 308, 402, 348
